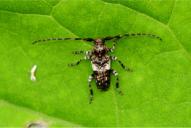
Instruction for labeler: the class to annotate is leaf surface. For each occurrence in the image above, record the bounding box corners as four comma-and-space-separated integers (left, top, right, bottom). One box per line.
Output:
0, 0, 191, 126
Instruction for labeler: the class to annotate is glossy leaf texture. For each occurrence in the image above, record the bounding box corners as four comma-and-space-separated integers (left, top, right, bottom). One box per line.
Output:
0, 0, 191, 127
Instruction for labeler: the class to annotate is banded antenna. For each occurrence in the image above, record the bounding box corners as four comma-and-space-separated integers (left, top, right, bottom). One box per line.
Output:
32, 33, 162, 44
32, 37, 94, 44
103, 33, 162, 42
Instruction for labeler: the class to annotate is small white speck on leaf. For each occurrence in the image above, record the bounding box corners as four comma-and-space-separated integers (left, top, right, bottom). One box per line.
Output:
30, 65, 37, 81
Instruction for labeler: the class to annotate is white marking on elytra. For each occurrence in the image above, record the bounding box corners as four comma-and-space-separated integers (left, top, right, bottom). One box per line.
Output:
91, 60, 110, 71
30, 65, 37, 81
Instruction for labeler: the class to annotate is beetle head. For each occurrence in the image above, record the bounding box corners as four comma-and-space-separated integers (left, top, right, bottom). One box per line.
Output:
94, 38, 104, 45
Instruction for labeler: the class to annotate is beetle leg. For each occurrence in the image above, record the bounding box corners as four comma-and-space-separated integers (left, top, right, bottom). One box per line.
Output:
88, 73, 94, 104
68, 58, 86, 66
68, 53, 90, 66
109, 40, 118, 52
111, 56, 133, 72
72, 50, 91, 55
72, 50, 85, 54
111, 69, 123, 95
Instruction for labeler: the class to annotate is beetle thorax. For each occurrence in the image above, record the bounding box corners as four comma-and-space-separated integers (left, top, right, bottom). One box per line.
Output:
95, 44, 104, 51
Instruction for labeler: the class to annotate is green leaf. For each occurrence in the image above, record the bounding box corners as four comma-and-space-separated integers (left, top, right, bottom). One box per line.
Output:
0, 0, 191, 126
0, 100, 80, 127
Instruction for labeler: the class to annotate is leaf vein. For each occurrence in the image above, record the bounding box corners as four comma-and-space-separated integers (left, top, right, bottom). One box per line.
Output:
101, 0, 191, 62
0, 99, 82, 126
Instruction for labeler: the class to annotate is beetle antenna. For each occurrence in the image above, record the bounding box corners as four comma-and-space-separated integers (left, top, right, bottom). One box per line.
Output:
32, 37, 94, 44
103, 33, 162, 41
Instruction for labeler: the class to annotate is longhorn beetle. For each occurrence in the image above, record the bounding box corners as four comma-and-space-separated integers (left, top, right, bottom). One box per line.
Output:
33, 33, 162, 103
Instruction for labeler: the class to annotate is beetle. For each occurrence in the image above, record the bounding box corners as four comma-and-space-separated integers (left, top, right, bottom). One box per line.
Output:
33, 33, 162, 103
